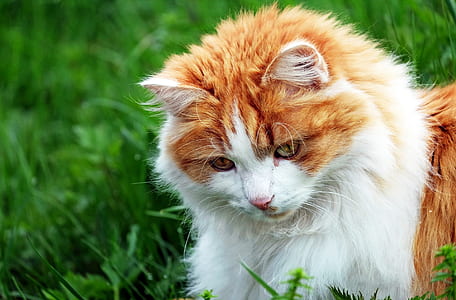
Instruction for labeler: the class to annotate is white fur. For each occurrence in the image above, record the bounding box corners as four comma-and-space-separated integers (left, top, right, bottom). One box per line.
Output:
323, 78, 364, 98
140, 76, 180, 88
154, 69, 429, 300
140, 76, 207, 114
280, 40, 314, 53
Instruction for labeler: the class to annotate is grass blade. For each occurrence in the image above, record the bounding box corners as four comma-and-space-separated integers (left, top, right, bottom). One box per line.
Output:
146, 210, 183, 221
446, 0, 456, 24
27, 235, 86, 300
241, 262, 279, 297
11, 276, 28, 300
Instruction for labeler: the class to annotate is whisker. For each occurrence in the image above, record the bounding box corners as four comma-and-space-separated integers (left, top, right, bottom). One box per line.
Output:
254, 123, 268, 148
312, 190, 357, 206
272, 122, 306, 142
198, 149, 219, 178
174, 138, 217, 153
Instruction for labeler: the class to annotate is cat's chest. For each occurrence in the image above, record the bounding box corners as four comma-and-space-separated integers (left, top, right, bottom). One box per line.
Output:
193, 229, 357, 298
236, 233, 353, 276
192, 213, 413, 299
200, 228, 353, 278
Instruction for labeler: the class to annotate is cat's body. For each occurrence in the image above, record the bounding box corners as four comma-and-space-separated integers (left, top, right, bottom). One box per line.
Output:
141, 6, 456, 299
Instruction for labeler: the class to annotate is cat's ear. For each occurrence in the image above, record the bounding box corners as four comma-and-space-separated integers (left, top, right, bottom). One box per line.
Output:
140, 76, 208, 115
262, 40, 329, 91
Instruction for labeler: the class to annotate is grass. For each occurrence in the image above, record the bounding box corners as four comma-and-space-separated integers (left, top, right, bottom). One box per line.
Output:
0, 0, 454, 299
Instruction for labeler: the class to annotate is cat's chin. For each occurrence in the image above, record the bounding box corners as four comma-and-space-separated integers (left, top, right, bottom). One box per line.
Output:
264, 210, 293, 219
250, 209, 296, 223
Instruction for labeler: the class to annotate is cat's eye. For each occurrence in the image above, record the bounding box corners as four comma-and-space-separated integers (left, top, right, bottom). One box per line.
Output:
275, 143, 300, 159
210, 157, 235, 171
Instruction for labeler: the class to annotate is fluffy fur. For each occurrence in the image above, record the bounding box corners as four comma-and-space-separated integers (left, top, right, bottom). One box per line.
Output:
141, 5, 456, 299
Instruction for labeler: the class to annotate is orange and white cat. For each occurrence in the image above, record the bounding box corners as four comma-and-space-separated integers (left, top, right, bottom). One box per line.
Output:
141, 6, 456, 300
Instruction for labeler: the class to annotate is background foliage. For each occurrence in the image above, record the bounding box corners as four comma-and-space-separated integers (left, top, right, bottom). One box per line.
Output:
1, 0, 454, 299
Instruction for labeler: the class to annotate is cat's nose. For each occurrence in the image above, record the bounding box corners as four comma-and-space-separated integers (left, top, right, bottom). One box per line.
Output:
249, 196, 274, 211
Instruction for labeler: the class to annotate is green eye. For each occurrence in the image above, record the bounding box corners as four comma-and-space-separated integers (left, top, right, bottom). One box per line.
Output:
210, 157, 235, 171
275, 143, 299, 159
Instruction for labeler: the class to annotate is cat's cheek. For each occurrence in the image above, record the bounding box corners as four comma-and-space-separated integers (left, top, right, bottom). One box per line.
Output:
205, 170, 272, 220
207, 171, 244, 201
272, 161, 317, 209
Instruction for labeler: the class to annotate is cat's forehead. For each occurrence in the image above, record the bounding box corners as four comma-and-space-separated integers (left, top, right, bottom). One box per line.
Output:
226, 105, 261, 165
156, 8, 334, 98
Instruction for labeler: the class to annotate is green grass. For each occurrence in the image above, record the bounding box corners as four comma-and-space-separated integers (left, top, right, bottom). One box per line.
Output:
0, 0, 454, 299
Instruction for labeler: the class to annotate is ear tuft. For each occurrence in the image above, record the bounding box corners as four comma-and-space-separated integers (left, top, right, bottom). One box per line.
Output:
140, 76, 207, 115
140, 77, 180, 89
262, 40, 329, 91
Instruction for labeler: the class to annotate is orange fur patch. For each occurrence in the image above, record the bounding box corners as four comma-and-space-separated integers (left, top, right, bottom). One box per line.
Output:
413, 83, 456, 295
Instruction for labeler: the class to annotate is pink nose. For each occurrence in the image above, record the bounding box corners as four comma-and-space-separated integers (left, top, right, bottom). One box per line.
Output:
249, 196, 273, 211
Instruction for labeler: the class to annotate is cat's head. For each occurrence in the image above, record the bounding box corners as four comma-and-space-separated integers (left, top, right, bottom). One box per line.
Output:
141, 6, 404, 225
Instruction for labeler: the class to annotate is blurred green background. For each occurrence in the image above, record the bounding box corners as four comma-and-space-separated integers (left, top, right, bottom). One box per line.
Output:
0, 0, 454, 299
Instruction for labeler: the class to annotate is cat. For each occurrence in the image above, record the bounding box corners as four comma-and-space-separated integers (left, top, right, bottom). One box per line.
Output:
140, 5, 456, 300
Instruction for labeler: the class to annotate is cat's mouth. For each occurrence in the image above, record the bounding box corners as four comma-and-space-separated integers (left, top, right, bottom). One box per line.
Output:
264, 209, 293, 220
239, 203, 296, 221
